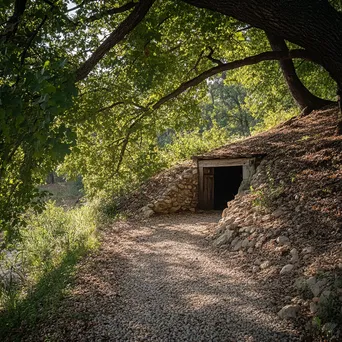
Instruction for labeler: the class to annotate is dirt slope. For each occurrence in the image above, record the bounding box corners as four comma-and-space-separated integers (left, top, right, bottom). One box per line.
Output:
206, 107, 342, 340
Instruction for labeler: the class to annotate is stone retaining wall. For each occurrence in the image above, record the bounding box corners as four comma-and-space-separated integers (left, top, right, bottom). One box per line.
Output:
141, 167, 198, 217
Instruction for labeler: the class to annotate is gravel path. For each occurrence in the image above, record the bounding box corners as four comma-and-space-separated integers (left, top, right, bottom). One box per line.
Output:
33, 212, 300, 341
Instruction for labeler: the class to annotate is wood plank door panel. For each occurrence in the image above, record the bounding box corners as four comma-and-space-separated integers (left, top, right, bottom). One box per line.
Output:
202, 167, 214, 210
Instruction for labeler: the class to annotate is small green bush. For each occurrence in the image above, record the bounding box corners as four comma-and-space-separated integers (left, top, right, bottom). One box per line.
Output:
307, 275, 342, 341
87, 194, 126, 225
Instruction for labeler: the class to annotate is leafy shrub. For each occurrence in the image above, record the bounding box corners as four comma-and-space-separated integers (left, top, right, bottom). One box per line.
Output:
87, 194, 130, 225
316, 292, 342, 326
251, 184, 284, 210
0, 202, 98, 336
252, 107, 297, 133
20, 202, 97, 279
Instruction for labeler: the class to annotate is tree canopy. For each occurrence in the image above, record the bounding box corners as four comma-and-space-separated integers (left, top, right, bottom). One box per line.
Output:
0, 0, 340, 239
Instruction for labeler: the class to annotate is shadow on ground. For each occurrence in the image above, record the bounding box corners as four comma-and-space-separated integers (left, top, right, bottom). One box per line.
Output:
7, 212, 301, 342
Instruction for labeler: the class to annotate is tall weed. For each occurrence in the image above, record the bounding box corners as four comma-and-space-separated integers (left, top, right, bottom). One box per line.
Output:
0, 202, 98, 338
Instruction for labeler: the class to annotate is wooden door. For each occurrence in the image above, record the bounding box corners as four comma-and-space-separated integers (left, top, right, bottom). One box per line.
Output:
201, 167, 214, 210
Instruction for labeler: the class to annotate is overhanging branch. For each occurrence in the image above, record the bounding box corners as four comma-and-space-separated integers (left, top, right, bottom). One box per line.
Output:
86, 2, 137, 23
1, 0, 28, 41
92, 50, 324, 174
266, 32, 335, 111
182, 0, 342, 86
152, 49, 314, 110
207, 46, 223, 65
75, 0, 155, 82
95, 101, 125, 114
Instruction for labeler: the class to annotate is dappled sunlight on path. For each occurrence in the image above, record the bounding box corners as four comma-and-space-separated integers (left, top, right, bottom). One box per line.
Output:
25, 213, 300, 341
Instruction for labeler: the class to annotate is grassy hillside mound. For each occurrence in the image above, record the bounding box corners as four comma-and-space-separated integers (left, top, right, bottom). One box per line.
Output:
209, 106, 342, 340
214, 106, 342, 263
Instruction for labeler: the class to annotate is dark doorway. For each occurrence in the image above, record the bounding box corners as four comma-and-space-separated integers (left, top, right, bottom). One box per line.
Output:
214, 166, 243, 210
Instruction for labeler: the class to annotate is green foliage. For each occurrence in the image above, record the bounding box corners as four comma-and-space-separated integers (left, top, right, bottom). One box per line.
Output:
296, 274, 342, 341
252, 107, 298, 133
329, 0, 342, 12
88, 195, 129, 225
316, 293, 342, 326
0, 0, 82, 239
313, 276, 342, 338
0, 251, 81, 340
0, 202, 98, 337
60, 119, 232, 200
0, 39, 78, 240
160, 124, 231, 165
21, 202, 97, 276
0, 0, 337, 238
311, 295, 342, 342
202, 80, 256, 136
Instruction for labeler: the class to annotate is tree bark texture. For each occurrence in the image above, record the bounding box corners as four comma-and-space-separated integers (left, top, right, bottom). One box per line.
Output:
182, 0, 342, 87
266, 32, 335, 112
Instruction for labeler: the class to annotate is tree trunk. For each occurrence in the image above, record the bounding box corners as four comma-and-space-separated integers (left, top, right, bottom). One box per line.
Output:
182, 0, 342, 86
337, 88, 342, 134
266, 33, 334, 113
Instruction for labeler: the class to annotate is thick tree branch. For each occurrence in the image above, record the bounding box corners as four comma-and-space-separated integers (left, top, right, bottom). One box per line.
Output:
1, 0, 28, 41
99, 50, 317, 173
86, 2, 137, 23
182, 0, 342, 86
152, 49, 317, 111
185, 47, 222, 79
75, 0, 155, 82
266, 32, 334, 112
